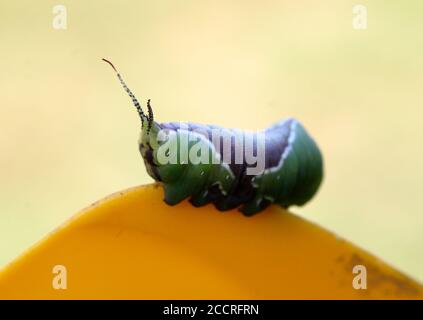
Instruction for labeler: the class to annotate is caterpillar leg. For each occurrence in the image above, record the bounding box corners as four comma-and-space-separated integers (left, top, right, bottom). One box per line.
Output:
162, 183, 191, 205
189, 190, 212, 207
213, 195, 244, 211
239, 196, 271, 216
189, 185, 221, 207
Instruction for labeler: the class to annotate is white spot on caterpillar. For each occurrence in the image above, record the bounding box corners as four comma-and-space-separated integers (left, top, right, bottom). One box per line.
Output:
264, 195, 275, 202
217, 183, 227, 195
200, 171, 205, 176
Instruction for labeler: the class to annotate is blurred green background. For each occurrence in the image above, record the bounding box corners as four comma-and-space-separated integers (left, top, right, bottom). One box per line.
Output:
1, 0, 422, 282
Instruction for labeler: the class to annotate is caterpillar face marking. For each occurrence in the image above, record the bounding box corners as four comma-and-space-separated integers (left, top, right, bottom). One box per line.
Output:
103, 59, 323, 216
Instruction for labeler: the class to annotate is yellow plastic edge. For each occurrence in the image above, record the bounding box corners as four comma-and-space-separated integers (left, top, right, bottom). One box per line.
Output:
0, 183, 422, 299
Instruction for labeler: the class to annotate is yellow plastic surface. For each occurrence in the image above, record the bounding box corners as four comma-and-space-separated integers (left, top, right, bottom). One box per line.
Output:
0, 184, 422, 299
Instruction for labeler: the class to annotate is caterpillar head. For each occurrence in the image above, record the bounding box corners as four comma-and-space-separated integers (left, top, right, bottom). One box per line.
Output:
103, 58, 162, 180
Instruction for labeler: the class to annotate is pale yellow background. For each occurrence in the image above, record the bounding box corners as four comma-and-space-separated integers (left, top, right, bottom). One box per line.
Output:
1, 0, 422, 283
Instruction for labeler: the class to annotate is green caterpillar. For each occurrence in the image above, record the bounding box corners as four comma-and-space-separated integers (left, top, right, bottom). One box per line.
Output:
103, 59, 323, 216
